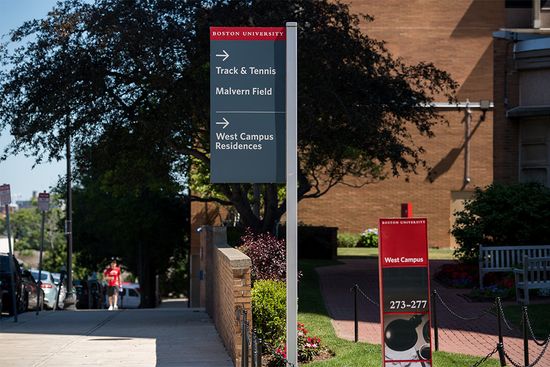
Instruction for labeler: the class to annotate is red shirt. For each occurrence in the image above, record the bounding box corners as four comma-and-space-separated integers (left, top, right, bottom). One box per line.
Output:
104, 266, 121, 287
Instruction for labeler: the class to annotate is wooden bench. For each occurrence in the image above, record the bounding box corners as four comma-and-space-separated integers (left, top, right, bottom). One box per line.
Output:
478, 245, 550, 289
514, 256, 550, 305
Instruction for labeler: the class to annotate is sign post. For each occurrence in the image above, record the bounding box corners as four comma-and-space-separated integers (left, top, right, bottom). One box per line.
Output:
0, 184, 17, 322
210, 26, 286, 183
210, 24, 298, 365
379, 218, 432, 367
36, 192, 50, 315
285, 21, 298, 367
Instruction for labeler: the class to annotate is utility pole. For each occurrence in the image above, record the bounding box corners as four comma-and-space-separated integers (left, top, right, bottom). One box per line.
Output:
65, 129, 75, 308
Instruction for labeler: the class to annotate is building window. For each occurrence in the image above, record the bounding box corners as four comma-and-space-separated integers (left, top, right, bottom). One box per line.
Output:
519, 117, 550, 187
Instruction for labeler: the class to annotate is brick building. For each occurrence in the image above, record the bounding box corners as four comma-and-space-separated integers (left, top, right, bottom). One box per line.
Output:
190, 1, 550, 304
297, 0, 504, 248
493, 0, 550, 187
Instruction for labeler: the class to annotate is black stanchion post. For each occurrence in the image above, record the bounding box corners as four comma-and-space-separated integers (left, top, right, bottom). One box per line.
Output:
354, 284, 358, 343
522, 306, 529, 366
244, 310, 249, 367
251, 333, 256, 367
432, 289, 439, 351
241, 309, 246, 367
496, 297, 506, 366
256, 337, 262, 367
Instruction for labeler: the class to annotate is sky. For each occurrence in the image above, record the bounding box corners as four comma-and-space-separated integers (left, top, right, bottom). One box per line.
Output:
0, 0, 65, 202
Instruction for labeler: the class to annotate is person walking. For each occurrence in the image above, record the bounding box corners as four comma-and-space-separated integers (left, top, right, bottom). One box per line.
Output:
103, 258, 121, 310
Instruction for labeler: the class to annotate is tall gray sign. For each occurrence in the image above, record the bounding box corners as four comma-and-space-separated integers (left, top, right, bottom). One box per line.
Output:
210, 27, 286, 183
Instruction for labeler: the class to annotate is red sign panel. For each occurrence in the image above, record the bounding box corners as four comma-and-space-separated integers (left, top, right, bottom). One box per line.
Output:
379, 218, 432, 367
0, 184, 11, 206
38, 192, 50, 212
210, 27, 286, 41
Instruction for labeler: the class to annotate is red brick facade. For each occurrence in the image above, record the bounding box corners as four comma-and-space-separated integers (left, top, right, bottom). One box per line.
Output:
297, 1, 503, 247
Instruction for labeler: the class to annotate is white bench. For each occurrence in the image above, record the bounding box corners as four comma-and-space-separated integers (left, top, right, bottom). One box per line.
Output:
478, 245, 550, 289
514, 256, 550, 305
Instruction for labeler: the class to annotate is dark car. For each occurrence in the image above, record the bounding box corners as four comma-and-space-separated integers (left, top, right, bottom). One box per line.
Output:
21, 269, 44, 311
0, 253, 27, 315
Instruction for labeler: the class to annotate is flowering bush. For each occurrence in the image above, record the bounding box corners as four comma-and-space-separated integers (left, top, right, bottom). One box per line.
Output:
268, 323, 324, 366
435, 263, 478, 288
356, 228, 378, 248
239, 229, 286, 282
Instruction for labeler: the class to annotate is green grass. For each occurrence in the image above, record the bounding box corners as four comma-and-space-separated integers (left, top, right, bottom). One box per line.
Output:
298, 260, 500, 366
337, 247, 456, 260
502, 304, 550, 339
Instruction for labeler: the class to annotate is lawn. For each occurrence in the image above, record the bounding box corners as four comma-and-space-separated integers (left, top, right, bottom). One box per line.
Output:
337, 247, 456, 260
502, 304, 550, 339
298, 260, 500, 366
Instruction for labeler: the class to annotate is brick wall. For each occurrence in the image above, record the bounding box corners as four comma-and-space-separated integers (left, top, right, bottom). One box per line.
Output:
201, 226, 252, 367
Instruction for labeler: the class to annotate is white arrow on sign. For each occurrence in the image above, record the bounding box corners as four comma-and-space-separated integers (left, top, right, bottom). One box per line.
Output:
216, 117, 230, 129
215, 50, 229, 61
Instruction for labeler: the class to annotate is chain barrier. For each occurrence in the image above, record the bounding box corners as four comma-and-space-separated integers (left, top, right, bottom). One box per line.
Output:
434, 290, 493, 321
502, 339, 550, 367
496, 297, 518, 332
469, 346, 499, 367
351, 284, 380, 306
523, 307, 550, 347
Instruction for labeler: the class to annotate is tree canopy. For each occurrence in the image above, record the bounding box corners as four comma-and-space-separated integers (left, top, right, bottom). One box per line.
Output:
0, 0, 457, 232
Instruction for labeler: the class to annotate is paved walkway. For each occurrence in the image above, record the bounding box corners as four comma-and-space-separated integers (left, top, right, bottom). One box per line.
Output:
0, 300, 233, 367
317, 259, 550, 367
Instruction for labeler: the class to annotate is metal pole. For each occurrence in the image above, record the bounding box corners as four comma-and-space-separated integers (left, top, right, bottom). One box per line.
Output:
5, 204, 17, 322
36, 211, 46, 315
285, 21, 298, 367
523, 306, 529, 366
65, 131, 75, 308
354, 284, 358, 342
432, 290, 438, 351
465, 99, 471, 185
496, 298, 506, 366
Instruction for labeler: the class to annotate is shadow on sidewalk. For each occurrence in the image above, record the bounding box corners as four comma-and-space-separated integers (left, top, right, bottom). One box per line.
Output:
0, 302, 231, 367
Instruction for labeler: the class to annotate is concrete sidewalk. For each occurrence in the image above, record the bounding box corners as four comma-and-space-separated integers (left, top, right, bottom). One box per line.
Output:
0, 303, 233, 367
317, 259, 550, 367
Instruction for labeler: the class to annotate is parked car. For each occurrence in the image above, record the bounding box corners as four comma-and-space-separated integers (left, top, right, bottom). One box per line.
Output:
52, 272, 67, 309
30, 270, 62, 310
118, 283, 141, 309
0, 253, 27, 315
21, 269, 44, 311
74, 279, 104, 309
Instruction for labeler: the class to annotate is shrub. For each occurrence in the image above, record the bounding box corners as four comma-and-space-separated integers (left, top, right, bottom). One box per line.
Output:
337, 232, 360, 247
251, 280, 286, 346
357, 228, 379, 248
434, 263, 478, 288
239, 230, 286, 282
452, 183, 550, 263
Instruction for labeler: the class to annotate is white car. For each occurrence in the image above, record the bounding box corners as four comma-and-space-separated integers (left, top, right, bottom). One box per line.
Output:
30, 270, 64, 310
118, 283, 141, 309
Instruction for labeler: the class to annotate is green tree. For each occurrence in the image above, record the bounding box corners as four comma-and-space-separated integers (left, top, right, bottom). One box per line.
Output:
0, 197, 66, 257
452, 183, 550, 262
0, 0, 457, 233
71, 127, 189, 307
